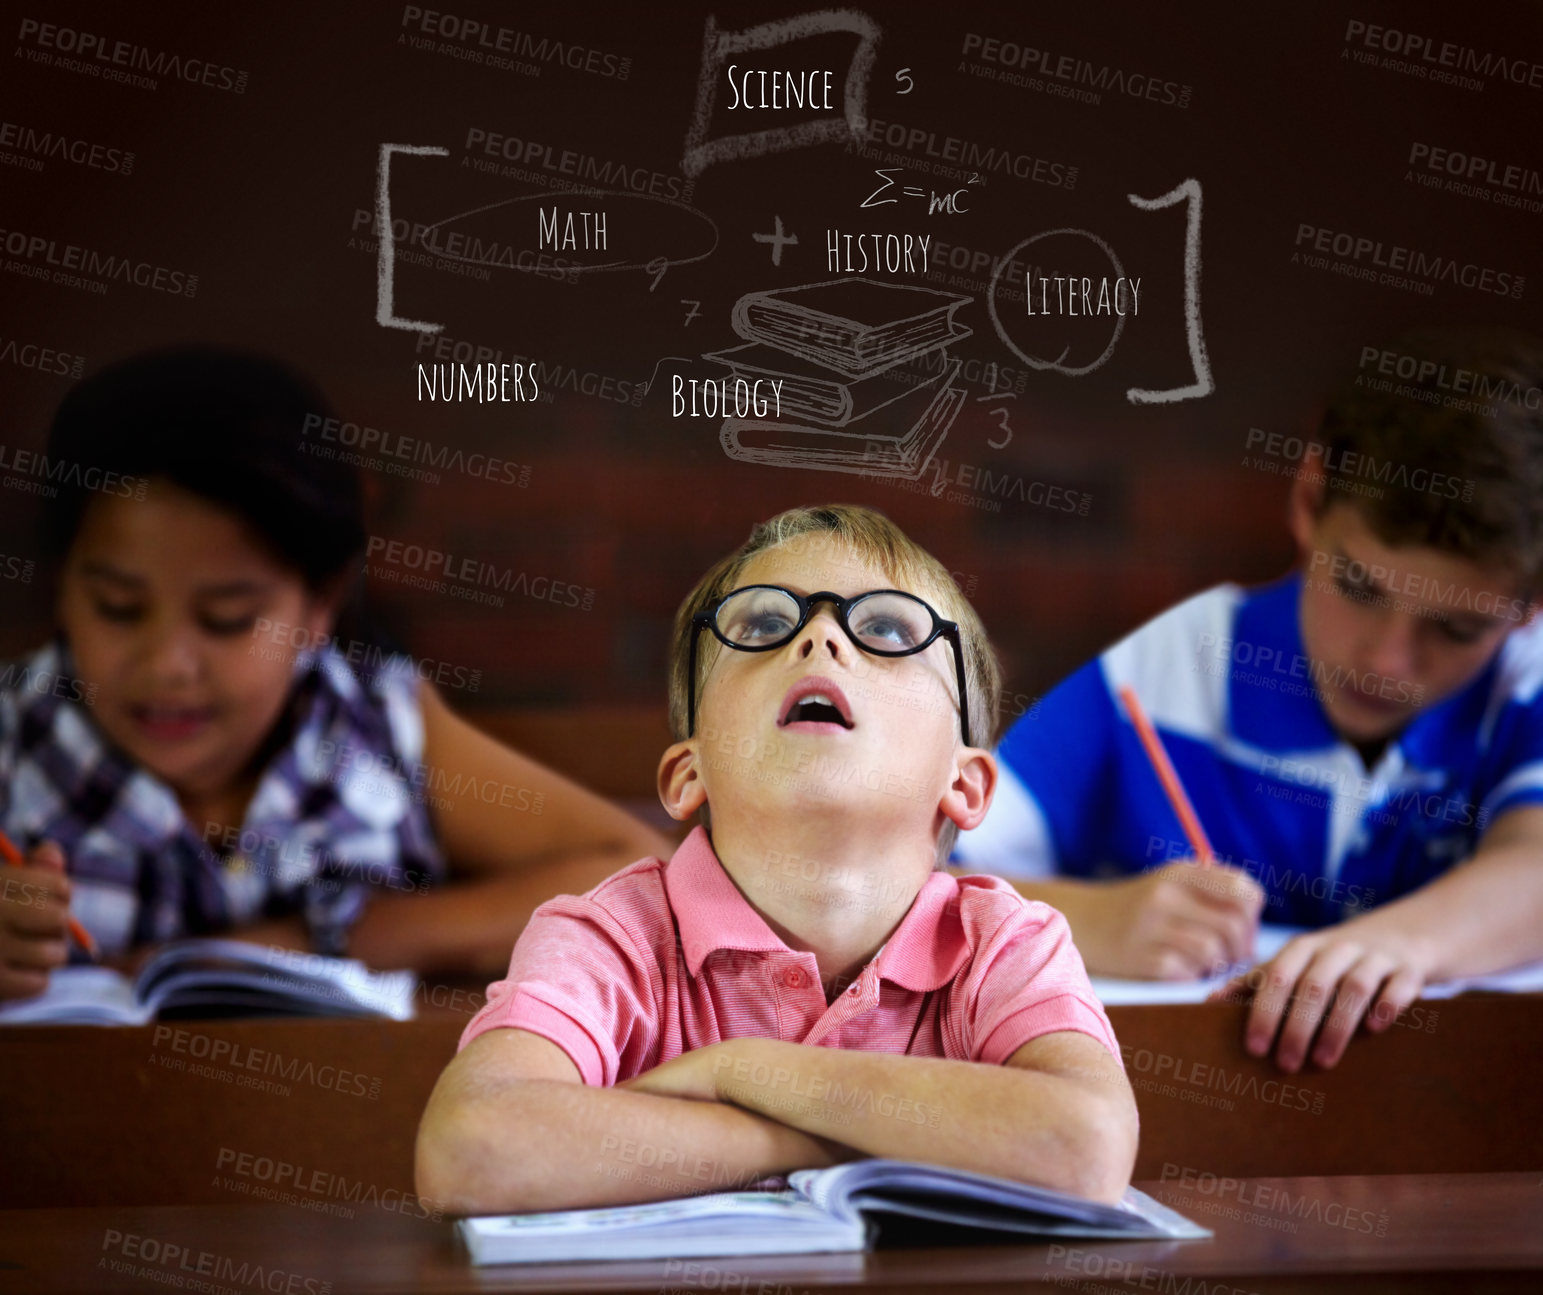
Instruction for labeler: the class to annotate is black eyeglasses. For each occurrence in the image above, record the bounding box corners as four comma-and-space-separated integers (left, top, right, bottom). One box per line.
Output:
687, 585, 972, 746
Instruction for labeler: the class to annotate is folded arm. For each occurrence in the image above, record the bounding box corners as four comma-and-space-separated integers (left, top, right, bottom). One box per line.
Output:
414, 1028, 854, 1214
625, 1029, 1138, 1204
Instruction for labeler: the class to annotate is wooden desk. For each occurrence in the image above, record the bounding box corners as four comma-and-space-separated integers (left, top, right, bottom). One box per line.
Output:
2, 996, 1539, 1209
2, 1173, 1539, 1294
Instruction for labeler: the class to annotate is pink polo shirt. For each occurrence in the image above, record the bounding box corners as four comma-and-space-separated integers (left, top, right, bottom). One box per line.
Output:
458, 826, 1119, 1085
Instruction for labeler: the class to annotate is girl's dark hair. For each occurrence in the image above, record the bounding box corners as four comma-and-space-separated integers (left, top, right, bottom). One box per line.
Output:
45, 346, 364, 590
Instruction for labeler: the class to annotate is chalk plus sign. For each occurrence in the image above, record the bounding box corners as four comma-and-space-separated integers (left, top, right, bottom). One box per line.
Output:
752, 216, 798, 266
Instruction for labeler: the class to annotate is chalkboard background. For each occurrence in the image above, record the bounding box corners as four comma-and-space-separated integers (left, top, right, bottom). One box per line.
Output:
2, 0, 1539, 727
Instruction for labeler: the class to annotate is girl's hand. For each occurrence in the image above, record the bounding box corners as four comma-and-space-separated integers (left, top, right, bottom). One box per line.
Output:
0, 840, 72, 999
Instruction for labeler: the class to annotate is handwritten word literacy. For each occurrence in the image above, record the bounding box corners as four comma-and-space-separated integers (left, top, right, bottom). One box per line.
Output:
1025, 275, 1141, 315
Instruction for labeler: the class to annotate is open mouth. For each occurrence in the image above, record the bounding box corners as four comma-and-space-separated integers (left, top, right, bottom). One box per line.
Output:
778, 680, 854, 730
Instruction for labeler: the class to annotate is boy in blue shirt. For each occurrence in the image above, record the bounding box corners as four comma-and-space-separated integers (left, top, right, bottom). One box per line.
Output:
957, 330, 1543, 1072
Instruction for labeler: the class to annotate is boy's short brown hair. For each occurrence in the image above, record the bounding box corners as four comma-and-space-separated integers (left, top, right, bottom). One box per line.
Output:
667, 504, 1003, 751
1316, 329, 1543, 588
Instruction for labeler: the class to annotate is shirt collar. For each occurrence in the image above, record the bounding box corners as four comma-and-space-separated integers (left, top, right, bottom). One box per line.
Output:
870, 872, 971, 992
665, 827, 793, 976
664, 826, 968, 991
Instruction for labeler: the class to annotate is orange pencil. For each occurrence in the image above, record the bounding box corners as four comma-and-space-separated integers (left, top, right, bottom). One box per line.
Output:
1118, 684, 1215, 866
0, 827, 99, 960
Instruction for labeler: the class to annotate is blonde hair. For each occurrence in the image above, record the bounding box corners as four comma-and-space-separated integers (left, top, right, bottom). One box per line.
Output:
667, 504, 1003, 751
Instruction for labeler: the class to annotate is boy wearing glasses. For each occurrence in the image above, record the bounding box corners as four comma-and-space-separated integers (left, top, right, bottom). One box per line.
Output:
957, 330, 1543, 1073
416, 505, 1137, 1214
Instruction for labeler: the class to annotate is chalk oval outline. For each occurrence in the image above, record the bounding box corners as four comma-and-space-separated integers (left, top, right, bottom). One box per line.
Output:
987, 228, 1127, 376
420, 190, 719, 276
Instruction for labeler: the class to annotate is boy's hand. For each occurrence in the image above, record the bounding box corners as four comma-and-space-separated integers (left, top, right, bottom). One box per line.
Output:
0, 839, 72, 1000
1210, 920, 1434, 1070
618, 1043, 731, 1103
1072, 861, 1264, 980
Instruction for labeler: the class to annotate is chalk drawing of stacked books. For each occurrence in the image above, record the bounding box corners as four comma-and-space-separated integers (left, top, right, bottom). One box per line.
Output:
705, 278, 971, 479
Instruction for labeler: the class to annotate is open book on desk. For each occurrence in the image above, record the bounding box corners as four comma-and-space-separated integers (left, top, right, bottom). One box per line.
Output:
1090, 924, 1543, 1006
0, 937, 416, 1025
457, 1158, 1210, 1265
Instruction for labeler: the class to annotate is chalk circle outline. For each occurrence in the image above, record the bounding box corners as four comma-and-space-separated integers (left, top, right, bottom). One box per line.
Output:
986, 228, 1127, 376
419, 190, 720, 277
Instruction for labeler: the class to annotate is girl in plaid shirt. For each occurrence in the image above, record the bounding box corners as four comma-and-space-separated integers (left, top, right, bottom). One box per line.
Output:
0, 347, 666, 999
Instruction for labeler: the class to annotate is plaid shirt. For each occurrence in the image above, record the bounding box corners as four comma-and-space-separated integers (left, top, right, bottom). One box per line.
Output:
0, 637, 445, 957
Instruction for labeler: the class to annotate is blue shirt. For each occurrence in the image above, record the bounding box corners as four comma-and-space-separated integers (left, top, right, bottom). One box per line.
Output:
956, 574, 1543, 927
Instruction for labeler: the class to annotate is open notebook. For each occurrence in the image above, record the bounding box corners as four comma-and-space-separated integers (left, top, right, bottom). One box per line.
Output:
1089, 924, 1543, 1006
457, 1158, 1209, 1265
0, 938, 416, 1025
